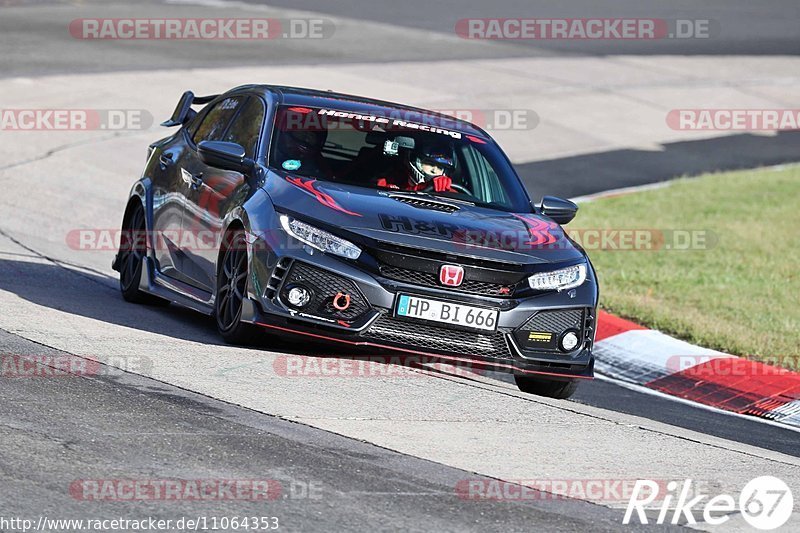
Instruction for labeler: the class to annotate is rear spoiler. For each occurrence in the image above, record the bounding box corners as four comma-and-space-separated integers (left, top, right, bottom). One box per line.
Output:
161, 91, 219, 127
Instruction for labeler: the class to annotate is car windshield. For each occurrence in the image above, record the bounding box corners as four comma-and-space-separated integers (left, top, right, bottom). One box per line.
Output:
268, 105, 532, 212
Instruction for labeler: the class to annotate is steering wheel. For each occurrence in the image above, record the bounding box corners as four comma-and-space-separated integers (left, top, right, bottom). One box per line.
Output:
421, 182, 472, 196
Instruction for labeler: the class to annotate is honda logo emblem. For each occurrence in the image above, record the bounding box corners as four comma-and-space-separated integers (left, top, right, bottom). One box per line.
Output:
439, 264, 464, 287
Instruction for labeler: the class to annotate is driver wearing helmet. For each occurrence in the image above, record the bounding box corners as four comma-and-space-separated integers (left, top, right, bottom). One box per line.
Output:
376, 140, 456, 192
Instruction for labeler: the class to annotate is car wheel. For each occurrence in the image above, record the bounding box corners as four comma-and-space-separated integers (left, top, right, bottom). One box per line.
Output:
216, 230, 259, 345
119, 204, 168, 306
514, 375, 579, 399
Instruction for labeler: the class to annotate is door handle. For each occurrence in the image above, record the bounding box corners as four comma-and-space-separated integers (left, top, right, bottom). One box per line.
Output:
159, 152, 174, 169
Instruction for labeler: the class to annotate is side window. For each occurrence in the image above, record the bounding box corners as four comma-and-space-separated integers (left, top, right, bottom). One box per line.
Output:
184, 109, 201, 139
221, 97, 266, 158
459, 144, 508, 207
191, 97, 243, 145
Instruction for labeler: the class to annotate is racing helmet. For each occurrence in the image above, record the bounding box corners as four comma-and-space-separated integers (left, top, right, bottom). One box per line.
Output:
409, 141, 455, 185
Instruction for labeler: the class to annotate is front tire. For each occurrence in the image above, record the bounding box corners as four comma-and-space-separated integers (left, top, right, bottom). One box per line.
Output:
118, 204, 168, 306
514, 375, 579, 399
215, 230, 259, 345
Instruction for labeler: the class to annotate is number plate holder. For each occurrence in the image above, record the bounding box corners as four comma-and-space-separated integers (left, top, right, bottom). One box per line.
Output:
394, 294, 499, 332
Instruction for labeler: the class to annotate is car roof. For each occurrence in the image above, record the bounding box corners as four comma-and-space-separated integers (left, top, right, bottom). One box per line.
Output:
228, 84, 490, 138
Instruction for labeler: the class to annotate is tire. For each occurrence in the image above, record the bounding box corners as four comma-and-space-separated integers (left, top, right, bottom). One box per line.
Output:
514, 375, 579, 399
215, 229, 259, 345
118, 204, 169, 306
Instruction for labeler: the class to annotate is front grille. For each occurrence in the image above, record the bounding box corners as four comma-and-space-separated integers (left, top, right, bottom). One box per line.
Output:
375, 241, 527, 272
379, 264, 515, 297
280, 262, 370, 321
364, 314, 513, 359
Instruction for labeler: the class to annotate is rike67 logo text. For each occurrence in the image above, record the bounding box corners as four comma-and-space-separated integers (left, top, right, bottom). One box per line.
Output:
624, 476, 793, 530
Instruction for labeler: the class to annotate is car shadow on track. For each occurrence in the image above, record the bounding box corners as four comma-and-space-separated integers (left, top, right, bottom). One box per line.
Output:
0, 257, 304, 352
0, 257, 491, 380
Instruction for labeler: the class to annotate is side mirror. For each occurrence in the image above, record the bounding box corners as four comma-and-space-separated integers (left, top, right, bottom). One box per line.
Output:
197, 140, 253, 173
539, 196, 578, 225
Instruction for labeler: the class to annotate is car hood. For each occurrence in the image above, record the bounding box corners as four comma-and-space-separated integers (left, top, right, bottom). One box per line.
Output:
264, 172, 586, 266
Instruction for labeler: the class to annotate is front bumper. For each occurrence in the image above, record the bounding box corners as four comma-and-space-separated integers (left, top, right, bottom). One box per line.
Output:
244, 242, 597, 381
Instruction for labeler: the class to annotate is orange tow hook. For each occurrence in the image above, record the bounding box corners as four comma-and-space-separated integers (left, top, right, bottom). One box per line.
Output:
333, 292, 351, 311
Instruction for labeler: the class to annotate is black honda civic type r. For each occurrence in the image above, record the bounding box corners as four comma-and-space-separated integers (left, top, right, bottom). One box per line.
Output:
113, 85, 599, 398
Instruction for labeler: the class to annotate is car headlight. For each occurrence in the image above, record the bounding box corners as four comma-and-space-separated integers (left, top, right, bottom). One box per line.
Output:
279, 215, 361, 260
528, 263, 586, 292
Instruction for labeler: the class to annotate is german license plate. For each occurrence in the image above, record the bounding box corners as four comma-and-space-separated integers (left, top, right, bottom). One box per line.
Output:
395, 294, 499, 332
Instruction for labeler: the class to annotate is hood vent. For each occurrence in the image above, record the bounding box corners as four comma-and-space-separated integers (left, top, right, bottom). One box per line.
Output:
390, 194, 460, 213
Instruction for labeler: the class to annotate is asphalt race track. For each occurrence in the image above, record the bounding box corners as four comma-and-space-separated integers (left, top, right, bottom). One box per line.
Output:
1, 1, 799, 531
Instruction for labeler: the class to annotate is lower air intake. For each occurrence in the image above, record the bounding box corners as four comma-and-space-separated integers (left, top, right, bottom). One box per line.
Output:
364, 314, 513, 359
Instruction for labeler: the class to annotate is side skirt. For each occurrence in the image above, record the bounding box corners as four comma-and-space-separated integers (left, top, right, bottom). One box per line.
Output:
137, 256, 215, 315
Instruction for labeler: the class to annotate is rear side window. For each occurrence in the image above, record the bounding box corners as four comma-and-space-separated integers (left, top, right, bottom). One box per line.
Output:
221, 97, 266, 158
191, 97, 244, 145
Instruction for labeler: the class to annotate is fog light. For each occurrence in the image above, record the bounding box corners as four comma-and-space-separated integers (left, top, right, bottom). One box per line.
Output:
286, 286, 311, 307
560, 330, 580, 352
